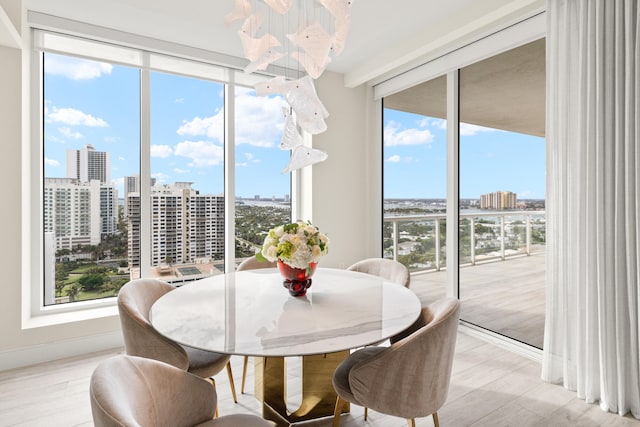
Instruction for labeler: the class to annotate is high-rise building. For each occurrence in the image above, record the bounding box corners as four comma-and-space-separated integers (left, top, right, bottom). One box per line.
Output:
66, 144, 110, 184
44, 178, 118, 250
127, 182, 224, 269
480, 191, 517, 210
124, 175, 157, 217
124, 174, 157, 196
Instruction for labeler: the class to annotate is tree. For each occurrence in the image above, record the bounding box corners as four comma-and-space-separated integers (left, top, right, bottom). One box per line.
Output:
78, 273, 105, 292
66, 283, 82, 302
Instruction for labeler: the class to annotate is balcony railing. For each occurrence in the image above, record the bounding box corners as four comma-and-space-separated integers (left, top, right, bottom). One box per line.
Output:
384, 210, 546, 272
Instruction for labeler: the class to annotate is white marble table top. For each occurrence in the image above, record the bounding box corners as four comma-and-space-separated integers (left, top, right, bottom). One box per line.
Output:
150, 268, 421, 357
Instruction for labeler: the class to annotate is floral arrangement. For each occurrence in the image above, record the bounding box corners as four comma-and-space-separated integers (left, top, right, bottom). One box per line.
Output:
257, 221, 329, 269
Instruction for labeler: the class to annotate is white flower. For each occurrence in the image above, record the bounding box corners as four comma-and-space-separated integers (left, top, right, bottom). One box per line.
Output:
260, 221, 329, 269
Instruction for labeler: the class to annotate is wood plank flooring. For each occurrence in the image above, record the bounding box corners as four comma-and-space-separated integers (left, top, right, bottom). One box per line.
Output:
1, 332, 638, 426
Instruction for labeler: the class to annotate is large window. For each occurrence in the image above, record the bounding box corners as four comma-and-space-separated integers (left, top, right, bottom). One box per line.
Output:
36, 31, 291, 308
380, 34, 546, 349
43, 53, 140, 305
234, 88, 291, 267
458, 39, 546, 348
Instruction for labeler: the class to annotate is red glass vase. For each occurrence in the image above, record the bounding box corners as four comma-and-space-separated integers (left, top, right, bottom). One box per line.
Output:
277, 260, 317, 297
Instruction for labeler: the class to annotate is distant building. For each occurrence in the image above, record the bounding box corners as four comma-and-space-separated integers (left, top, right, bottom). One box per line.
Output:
44, 177, 118, 250
66, 144, 110, 184
480, 191, 517, 210
124, 174, 157, 217
127, 182, 224, 269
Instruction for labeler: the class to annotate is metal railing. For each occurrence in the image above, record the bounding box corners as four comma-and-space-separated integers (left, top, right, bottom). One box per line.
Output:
384, 210, 546, 272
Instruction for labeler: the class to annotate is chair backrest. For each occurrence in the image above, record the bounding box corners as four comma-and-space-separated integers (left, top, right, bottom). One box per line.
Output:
348, 297, 460, 419
346, 258, 410, 288
90, 355, 216, 427
117, 279, 189, 370
237, 255, 277, 271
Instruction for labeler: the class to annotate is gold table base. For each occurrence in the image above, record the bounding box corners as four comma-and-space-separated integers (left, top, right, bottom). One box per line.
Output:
254, 351, 350, 426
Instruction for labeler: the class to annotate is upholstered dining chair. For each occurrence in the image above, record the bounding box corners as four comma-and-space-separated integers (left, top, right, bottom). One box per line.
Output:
348, 257, 411, 350
346, 257, 411, 288
331, 297, 460, 427
90, 354, 275, 427
236, 255, 277, 393
117, 278, 238, 408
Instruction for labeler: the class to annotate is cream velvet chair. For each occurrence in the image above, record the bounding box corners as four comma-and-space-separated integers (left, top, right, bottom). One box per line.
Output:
331, 297, 460, 427
117, 279, 238, 406
90, 355, 275, 427
236, 255, 277, 393
346, 257, 411, 288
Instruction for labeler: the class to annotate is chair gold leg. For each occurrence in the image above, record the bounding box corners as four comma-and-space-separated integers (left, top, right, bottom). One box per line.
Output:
407, 419, 415, 427
432, 412, 439, 427
241, 355, 249, 394
226, 361, 238, 403
210, 378, 219, 418
333, 396, 346, 427
364, 407, 368, 421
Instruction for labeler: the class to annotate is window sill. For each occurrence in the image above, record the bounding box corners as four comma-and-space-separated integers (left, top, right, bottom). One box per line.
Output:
22, 300, 119, 329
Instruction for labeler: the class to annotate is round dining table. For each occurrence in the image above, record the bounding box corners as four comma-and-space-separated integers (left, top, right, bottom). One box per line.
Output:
150, 267, 421, 426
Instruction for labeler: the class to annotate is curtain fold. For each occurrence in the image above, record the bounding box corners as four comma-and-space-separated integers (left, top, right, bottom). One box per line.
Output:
543, 0, 640, 418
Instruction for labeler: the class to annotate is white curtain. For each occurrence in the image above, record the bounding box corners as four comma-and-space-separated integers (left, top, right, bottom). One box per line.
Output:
543, 0, 640, 417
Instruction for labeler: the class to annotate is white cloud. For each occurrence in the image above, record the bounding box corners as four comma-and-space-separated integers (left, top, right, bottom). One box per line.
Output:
174, 141, 224, 167
47, 106, 108, 127
386, 155, 401, 163
44, 158, 60, 167
236, 162, 249, 167
104, 136, 119, 143
177, 88, 285, 148
460, 123, 497, 136
58, 127, 83, 139
44, 55, 113, 80
174, 168, 189, 174
150, 145, 173, 158
244, 152, 255, 160
235, 89, 286, 147
177, 113, 222, 140
437, 119, 498, 136
118, 156, 126, 161
384, 120, 434, 146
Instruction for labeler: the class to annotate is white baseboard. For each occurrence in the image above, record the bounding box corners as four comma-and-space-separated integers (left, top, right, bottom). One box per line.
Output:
459, 321, 543, 363
0, 330, 124, 371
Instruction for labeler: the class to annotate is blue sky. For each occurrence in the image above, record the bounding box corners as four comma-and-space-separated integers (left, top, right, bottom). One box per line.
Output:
43, 53, 545, 201
44, 53, 290, 199
383, 110, 546, 200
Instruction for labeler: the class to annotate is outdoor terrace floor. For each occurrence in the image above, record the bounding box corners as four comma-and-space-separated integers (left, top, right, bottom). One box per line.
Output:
409, 252, 546, 348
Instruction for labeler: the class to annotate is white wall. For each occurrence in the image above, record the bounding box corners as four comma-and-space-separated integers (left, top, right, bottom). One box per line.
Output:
312, 71, 380, 269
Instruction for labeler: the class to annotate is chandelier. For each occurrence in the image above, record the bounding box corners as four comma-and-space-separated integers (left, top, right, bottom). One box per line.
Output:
225, 0, 354, 173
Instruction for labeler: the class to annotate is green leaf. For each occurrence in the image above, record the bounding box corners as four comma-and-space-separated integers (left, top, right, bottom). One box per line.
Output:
255, 252, 268, 262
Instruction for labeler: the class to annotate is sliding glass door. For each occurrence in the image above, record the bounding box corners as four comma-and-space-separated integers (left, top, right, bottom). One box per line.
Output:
458, 39, 546, 348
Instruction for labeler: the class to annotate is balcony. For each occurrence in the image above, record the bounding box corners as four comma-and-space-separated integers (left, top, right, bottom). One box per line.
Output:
385, 210, 546, 349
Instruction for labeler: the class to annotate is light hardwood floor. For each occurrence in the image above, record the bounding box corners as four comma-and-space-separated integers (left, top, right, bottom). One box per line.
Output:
1, 332, 639, 427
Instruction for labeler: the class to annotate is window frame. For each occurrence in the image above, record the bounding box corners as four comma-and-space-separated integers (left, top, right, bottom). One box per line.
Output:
27, 23, 293, 320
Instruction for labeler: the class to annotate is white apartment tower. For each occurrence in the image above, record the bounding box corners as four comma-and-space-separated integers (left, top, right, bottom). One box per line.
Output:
127, 183, 224, 269
66, 144, 110, 184
44, 178, 118, 250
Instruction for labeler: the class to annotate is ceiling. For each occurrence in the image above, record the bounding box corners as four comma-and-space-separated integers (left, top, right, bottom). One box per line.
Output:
23, 0, 545, 87
385, 39, 545, 137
